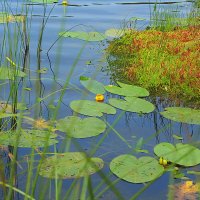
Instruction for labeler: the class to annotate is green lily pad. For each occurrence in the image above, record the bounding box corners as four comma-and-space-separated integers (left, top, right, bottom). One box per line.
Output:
110, 155, 164, 183
80, 76, 105, 94
154, 142, 200, 167
160, 107, 200, 125
56, 116, 106, 138
39, 152, 104, 179
105, 28, 131, 38
109, 97, 155, 113
0, 129, 58, 148
104, 82, 149, 97
129, 17, 146, 21
0, 12, 25, 23
30, 0, 58, 3
59, 31, 106, 42
0, 67, 26, 80
70, 100, 116, 117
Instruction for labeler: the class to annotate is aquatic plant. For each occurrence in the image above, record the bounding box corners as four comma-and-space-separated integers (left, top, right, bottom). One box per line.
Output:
106, 11, 200, 103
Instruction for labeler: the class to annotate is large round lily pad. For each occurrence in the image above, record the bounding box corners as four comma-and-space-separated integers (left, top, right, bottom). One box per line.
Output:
109, 97, 155, 113
80, 76, 105, 94
110, 155, 164, 183
154, 142, 200, 167
104, 82, 149, 97
56, 116, 106, 138
70, 100, 116, 117
160, 107, 200, 125
59, 31, 106, 42
0, 67, 26, 80
0, 129, 58, 148
39, 152, 104, 179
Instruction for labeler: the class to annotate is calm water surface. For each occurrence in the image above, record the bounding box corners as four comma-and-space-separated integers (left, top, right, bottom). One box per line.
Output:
0, 1, 199, 199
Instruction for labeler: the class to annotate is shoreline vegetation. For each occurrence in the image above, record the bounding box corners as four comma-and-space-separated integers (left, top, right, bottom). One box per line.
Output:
106, 10, 200, 106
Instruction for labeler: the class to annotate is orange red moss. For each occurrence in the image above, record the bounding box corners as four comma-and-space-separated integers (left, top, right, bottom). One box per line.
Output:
107, 26, 200, 101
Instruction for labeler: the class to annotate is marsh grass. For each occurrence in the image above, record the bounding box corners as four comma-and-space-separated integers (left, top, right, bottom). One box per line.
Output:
106, 6, 200, 105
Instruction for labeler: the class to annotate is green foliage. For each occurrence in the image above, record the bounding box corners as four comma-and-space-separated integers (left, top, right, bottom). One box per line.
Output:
70, 100, 116, 117
160, 107, 200, 124
39, 152, 104, 179
104, 82, 149, 97
56, 116, 106, 138
0, 67, 26, 80
154, 142, 200, 167
110, 155, 164, 183
80, 76, 105, 94
109, 97, 155, 113
0, 129, 58, 148
59, 31, 106, 42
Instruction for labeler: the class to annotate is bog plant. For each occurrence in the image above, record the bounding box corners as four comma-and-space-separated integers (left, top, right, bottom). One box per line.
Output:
106, 12, 200, 102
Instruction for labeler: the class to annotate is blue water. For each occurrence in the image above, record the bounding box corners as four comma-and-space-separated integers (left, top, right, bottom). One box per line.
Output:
0, 0, 199, 199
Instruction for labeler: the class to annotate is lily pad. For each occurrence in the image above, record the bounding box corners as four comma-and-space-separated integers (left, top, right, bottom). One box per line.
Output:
70, 100, 116, 117
0, 67, 26, 80
0, 129, 58, 148
109, 97, 155, 113
160, 107, 200, 125
104, 82, 149, 97
0, 12, 25, 23
110, 155, 164, 183
56, 116, 106, 138
105, 28, 131, 38
154, 143, 200, 167
39, 152, 104, 179
59, 31, 106, 42
80, 76, 105, 94
30, 0, 58, 3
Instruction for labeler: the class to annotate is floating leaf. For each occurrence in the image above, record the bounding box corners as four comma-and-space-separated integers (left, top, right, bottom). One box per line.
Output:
30, 0, 58, 3
59, 31, 106, 42
172, 134, 183, 140
110, 155, 164, 183
56, 116, 106, 138
39, 152, 104, 179
160, 107, 200, 125
0, 12, 25, 23
154, 142, 200, 167
105, 28, 131, 38
80, 76, 105, 94
104, 82, 149, 97
109, 97, 154, 113
0, 67, 26, 80
0, 129, 58, 148
70, 100, 116, 117
129, 17, 146, 21
187, 171, 200, 175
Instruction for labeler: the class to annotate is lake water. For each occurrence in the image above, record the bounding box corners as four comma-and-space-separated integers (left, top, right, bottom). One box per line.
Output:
0, 0, 199, 199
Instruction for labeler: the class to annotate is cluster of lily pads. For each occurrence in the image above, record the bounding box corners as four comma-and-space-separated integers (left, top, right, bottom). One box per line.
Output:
1, 73, 200, 183
1, 7, 200, 184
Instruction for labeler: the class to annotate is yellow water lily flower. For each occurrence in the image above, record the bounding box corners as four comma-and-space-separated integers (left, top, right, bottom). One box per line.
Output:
159, 157, 168, 166
95, 94, 104, 102
62, 0, 68, 5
